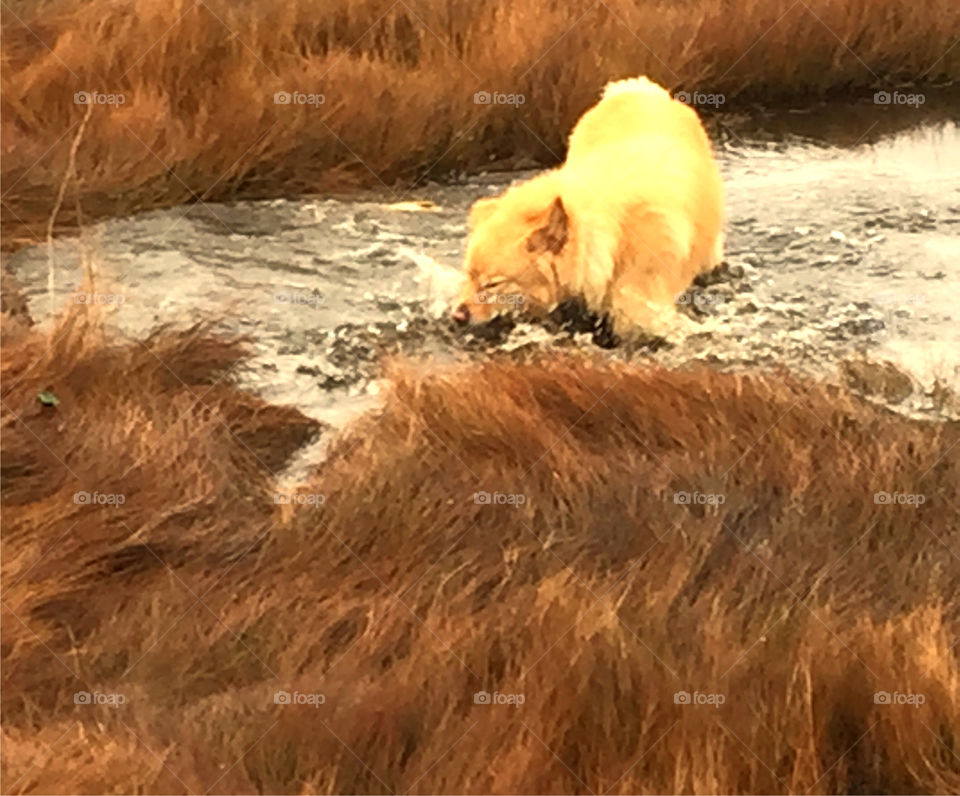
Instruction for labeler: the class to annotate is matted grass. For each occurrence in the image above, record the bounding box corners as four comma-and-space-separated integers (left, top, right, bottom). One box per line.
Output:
2, 309, 958, 793
3, 0, 959, 247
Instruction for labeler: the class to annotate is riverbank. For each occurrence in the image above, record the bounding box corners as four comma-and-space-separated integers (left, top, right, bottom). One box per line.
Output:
3, 0, 959, 249
2, 308, 958, 793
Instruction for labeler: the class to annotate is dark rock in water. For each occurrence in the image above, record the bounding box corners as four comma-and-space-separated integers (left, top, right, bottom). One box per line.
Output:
375, 297, 403, 312
545, 297, 599, 335
464, 313, 516, 344
837, 317, 886, 337
737, 302, 760, 314
361, 245, 399, 265
592, 313, 621, 349
624, 332, 670, 354
841, 358, 914, 404
296, 364, 324, 377
693, 261, 737, 287
327, 335, 376, 368
542, 298, 624, 349
318, 372, 356, 391
304, 356, 365, 390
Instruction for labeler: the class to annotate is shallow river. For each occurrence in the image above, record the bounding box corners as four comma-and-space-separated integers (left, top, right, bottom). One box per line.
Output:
9, 102, 960, 471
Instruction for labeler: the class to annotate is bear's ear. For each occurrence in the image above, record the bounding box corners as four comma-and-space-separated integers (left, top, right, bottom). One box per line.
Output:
526, 196, 569, 255
468, 197, 500, 228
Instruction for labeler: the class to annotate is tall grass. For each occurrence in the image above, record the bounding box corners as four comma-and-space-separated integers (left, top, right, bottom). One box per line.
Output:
2, 308, 958, 793
3, 0, 959, 248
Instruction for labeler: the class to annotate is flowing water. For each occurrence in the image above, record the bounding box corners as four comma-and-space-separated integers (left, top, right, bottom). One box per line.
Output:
8, 101, 960, 475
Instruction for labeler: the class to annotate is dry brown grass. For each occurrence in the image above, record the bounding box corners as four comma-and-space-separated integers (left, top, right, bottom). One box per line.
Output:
2, 307, 959, 793
3, 0, 959, 249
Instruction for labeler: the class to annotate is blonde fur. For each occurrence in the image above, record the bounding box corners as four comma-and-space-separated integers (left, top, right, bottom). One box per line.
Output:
601, 75, 673, 100
455, 76, 724, 332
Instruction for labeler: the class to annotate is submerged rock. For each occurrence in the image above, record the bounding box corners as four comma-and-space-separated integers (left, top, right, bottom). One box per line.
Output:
841, 357, 914, 404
